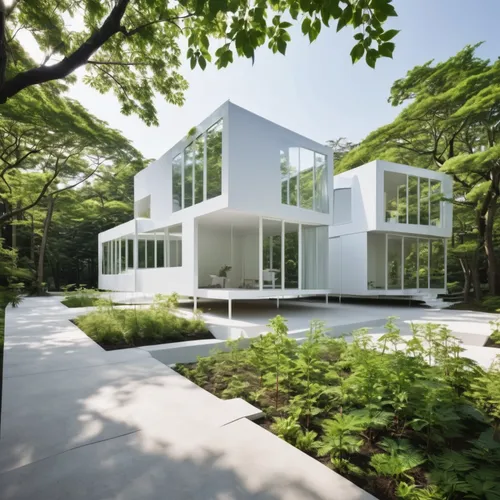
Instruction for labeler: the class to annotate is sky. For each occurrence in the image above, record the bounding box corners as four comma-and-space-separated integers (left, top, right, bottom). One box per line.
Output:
40, 0, 500, 159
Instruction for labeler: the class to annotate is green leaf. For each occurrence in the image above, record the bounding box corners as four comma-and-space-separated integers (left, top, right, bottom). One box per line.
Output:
277, 39, 286, 55
301, 17, 311, 35
350, 42, 365, 64
190, 56, 197, 70
198, 55, 207, 70
379, 42, 395, 58
380, 29, 400, 41
366, 48, 378, 68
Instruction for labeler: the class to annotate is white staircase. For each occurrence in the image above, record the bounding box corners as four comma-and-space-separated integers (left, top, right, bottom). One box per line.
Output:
417, 294, 456, 309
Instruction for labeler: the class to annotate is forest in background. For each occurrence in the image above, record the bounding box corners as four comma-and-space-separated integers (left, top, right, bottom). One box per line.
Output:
1, 44, 499, 310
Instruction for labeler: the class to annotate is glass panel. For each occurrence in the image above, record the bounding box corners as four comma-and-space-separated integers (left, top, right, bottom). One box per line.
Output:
408, 176, 419, 224
172, 154, 182, 212
403, 238, 418, 289
314, 152, 328, 213
194, 135, 204, 205
206, 119, 222, 199
115, 240, 119, 274
430, 239, 445, 288
430, 180, 441, 227
127, 240, 134, 269
138, 239, 146, 269
168, 224, 182, 267
146, 239, 155, 268
120, 239, 126, 272
387, 236, 402, 290
302, 225, 328, 289
156, 236, 165, 268
262, 219, 282, 290
284, 222, 299, 288
289, 148, 299, 206
280, 150, 288, 204
418, 239, 429, 289
184, 144, 194, 208
367, 233, 386, 290
299, 148, 314, 210
419, 178, 429, 225
384, 171, 407, 223
102, 242, 107, 274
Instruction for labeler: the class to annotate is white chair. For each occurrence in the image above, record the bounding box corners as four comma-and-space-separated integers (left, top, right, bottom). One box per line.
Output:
262, 269, 277, 288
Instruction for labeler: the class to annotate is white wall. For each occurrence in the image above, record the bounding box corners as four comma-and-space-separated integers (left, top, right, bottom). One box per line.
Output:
227, 103, 334, 226
328, 233, 367, 295
197, 226, 233, 287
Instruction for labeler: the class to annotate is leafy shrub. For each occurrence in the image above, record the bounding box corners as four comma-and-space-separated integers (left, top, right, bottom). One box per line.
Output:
75, 294, 211, 348
176, 316, 500, 499
62, 286, 101, 307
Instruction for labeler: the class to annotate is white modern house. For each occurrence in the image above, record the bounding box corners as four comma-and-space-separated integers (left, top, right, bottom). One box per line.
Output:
98, 101, 333, 317
98, 102, 453, 314
330, 161, 452, 300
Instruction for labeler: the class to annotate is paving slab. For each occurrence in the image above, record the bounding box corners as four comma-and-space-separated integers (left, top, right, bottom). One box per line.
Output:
1, 296, 375, 500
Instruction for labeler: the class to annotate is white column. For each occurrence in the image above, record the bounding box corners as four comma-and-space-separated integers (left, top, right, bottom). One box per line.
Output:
427, 239, 431, 289
203, 132, 207, 201
401, 236, 404, 290
277, 297, 279, 309
181, 150, 185, 209
444, 239, 448, 290
281, 220, 285, 290
165, 228, 170, 267
258, 217, 263, 291
269, 236, 273, 270
417, 177, 421, 224
298, 223, 302, 290
144, 236, 147, 268
125, 237, 129, 271
193, 295, 197, 312
384, 233, 388, 290
228, 298, 232, 319
118, 238, 121, 274
416, 238, 420, 290
164, 228, 167, 267
406, 174, 409, 224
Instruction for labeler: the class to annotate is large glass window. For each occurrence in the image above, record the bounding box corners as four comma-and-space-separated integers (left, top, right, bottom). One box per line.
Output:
184, 143, 194, 209
284, 222, 299, 288
367, 233, 385, 290
288, 148, 299, 206
430, 239, 445, 288
282, 147, 328, 213
156, 236, 165, 268
403, 238, 418, 289
299, 148, 314, 210
127, 240, 134, 269
102, 242, 108, 274
280, 150, 288, 205
206, 119, 222, 200
408, 176, 419, 224
168, 224, 183, 267
120, 239, 126, 272
387, 236, 402, 289
262, 219, 282, 289
430, 180, 442, 227
419, 178, 429, 225
138, 240, 146, 269
146, 239, 155, 268
418, 239, 429, 288
302, 225, 328, 289
172, 154, 182, 212
194, 135, 204, 205
384, 171, 407, 223
314, 152, 328, 213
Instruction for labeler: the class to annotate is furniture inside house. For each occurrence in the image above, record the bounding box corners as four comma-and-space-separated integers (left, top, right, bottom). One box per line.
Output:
210, 275, 230, 288
262, 269, 278, 288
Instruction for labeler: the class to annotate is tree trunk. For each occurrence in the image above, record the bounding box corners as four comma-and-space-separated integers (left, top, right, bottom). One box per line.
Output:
36, 196, 55, 293
29, 213, 35, 263
459, 257, 472, 303
484, 195, 499, 295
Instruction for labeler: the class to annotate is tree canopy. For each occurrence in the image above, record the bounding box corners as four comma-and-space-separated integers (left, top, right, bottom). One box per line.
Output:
337, 44, 500, 298
1, 0, 399, 124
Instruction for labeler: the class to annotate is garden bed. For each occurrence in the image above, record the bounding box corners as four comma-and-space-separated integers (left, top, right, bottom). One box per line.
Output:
74, 294, 214, 350
175, 317, 500, 500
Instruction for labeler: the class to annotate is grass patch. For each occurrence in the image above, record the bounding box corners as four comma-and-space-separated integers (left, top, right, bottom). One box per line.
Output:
75, 294, 213, 350
448, 296, 500, 313
61, 286, 102, 308
175, 317, 500, 500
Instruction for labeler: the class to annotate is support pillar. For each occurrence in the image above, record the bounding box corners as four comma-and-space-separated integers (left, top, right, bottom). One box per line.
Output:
193, 295, 197, 312
325, 294, 329, 304
277, 297, 280, 309
228, 298, 232, 319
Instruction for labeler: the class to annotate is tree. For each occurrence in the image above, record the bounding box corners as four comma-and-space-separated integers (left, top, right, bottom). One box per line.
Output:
327, 137, 357, 170
0, 0, 399, 124
337, 45, 500, 296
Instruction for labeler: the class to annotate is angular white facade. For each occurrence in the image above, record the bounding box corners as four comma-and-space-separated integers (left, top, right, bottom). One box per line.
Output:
330, 160, 452, 297
98, 102, 333, 313
98, 103, 453, 309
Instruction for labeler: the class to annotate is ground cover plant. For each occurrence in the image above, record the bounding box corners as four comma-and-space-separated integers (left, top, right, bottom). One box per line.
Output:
75, 293, 212, 350
485, 320, 500, 349
62, 286, 103, 308
176, 317, 500, 500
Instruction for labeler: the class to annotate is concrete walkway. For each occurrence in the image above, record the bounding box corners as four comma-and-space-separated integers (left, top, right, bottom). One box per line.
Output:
0, 297, 373, 500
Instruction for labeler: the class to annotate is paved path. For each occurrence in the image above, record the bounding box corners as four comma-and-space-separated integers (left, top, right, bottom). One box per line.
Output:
0, 297, 373, 500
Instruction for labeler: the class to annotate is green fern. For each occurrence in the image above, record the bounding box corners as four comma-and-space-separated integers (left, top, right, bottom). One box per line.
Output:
370, 439, 425, 480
